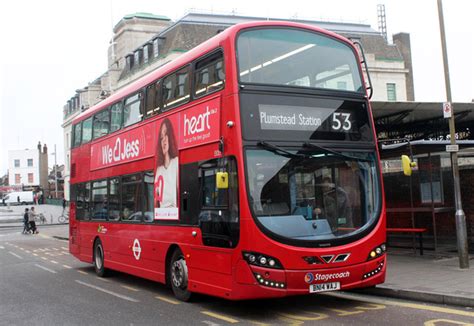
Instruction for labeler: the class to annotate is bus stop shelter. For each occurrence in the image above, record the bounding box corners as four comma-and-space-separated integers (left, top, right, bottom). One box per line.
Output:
371, 101, 474, 252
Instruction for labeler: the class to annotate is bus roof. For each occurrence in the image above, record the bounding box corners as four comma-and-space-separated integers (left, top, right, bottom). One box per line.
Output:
72, 20, 354, 124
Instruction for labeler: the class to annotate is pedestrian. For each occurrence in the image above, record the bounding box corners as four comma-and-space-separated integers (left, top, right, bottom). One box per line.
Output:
28, 206, 39, 234
62, 199, 67, 210
22, 208, 30, 234
17, 196, 20, 205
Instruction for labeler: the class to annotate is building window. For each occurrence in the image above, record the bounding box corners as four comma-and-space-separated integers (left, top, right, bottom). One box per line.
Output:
14, 159, 20, 168
134, 50, 142, 67
387, 83, 397, 101
153, 39, 159, 58
27, 159, 33, 167
28, 173, 34, 183
15, 174, 21, 184
143, 45, 149, 64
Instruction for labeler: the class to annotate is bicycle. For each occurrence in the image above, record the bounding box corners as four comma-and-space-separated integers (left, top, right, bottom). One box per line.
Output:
58, 209, 69, 224
38, 213, 47, 224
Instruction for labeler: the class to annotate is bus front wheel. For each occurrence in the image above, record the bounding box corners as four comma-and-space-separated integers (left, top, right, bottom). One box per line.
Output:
170, 249, 192, 301
93, 239, 107, 277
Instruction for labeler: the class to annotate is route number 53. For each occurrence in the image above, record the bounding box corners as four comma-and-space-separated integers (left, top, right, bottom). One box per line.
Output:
332, 113, 352, 131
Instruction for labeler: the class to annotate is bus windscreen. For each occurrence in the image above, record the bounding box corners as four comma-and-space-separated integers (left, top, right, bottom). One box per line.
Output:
237, 28, 364, 93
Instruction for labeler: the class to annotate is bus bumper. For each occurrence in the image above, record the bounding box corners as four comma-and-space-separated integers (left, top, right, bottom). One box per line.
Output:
231, 255, 386, 300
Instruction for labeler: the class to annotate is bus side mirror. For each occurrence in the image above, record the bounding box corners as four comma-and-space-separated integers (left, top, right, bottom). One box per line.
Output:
401, 155, 416, 176
216, 172, 229, 189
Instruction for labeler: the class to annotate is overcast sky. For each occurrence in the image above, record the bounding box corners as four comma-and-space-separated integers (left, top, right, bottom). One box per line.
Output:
0, 0, 473, 175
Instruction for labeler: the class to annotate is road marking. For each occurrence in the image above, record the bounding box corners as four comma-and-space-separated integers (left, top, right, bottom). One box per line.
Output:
202, 321, 221, 326
201, 311, 239, 324
62, 265, 72, 269
8, 251, 23, 259
39, 234, 50, 239
35, 264, 57, 274
121, 285, 139, 292
78, 270, 88, 275
155, 296, 180, 305
425, 319, 474, 326
41, 257, 48, 260
25, 250, 31, 253
19, 247, 25, 251
50, 260, 59, 264
75, 280, 139, 302
278, 311, 329, 322
32, 253, 38, 256
61, 247, 68, 250
326, 292, 474, 318
0, 246, 5, 249
96, 277, 110, 283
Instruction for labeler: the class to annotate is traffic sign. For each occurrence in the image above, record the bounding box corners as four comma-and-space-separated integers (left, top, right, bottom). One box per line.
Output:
443, 102, 452, 118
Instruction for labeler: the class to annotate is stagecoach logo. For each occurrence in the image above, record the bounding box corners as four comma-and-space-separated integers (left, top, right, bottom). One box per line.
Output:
304, 271, 350, 284
132, 239, 142, 260
101, 137, 140, 165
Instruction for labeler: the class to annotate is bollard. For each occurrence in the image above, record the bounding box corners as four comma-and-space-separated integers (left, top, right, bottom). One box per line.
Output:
51, 215, 53, 224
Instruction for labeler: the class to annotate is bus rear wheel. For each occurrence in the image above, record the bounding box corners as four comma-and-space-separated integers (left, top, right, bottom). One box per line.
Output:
170, 249, 192, 301
93, 239, 107, 277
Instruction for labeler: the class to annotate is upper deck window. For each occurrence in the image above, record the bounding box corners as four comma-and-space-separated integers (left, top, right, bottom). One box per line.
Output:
237, 28, 363, 93
145, 80, 161, 117
163, 66, 190, 110
73, 122, 82, 147
194, 51, 225, 97
123, 92, 143, 127
93, 109, 110, 139
110, 102, 123, 132
82, 117, 93, 144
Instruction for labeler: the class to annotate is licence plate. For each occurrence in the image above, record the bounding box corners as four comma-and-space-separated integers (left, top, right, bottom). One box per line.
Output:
309, 282, 340, 293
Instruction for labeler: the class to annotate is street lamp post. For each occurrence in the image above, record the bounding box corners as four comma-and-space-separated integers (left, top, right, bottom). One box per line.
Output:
437, 0, 469, 269
51, 144, 58, 199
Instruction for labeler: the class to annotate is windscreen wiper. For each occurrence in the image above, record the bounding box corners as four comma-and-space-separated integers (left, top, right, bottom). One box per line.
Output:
257, 141, 306, 159
303, 142, 372, 162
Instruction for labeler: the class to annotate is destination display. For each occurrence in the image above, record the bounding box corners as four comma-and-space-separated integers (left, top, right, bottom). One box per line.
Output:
259, 104, 354, 133
240, 93, 373, 142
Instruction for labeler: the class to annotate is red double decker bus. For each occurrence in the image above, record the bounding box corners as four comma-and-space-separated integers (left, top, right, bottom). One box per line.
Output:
69, 21, 385, 301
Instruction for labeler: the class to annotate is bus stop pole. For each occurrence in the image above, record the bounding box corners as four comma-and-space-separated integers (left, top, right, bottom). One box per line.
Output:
437, 0, 469, 268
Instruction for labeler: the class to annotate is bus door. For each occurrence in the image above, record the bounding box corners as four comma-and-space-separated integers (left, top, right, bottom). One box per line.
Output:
180, 156, 239, 275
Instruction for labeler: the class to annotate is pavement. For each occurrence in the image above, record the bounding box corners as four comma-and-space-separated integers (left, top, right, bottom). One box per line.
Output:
1, 204, 473, 308
358, 248, 474, 308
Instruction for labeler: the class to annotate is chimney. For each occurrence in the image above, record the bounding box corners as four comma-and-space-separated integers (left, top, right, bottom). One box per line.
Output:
43, 144, 48, 154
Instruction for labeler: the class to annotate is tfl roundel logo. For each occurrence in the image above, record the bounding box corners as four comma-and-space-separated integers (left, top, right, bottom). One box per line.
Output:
304, 273, 314, 284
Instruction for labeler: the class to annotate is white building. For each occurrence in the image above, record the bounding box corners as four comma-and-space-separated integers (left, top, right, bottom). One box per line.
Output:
8, 142, 48, 190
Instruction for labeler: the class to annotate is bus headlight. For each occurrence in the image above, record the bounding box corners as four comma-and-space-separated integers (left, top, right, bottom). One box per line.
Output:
243, 251, 283, 269
367, 243, 386, 261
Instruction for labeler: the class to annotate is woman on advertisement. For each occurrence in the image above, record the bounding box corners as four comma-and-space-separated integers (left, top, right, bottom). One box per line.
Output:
155, 118, 179, 219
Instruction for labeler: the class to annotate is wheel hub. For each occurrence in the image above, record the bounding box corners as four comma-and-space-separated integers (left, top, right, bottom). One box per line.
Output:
171, 258, 188, 289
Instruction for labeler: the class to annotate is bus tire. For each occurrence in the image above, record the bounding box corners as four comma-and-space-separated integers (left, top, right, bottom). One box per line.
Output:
93, 239, 107, 277
169, 249, 192, 301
